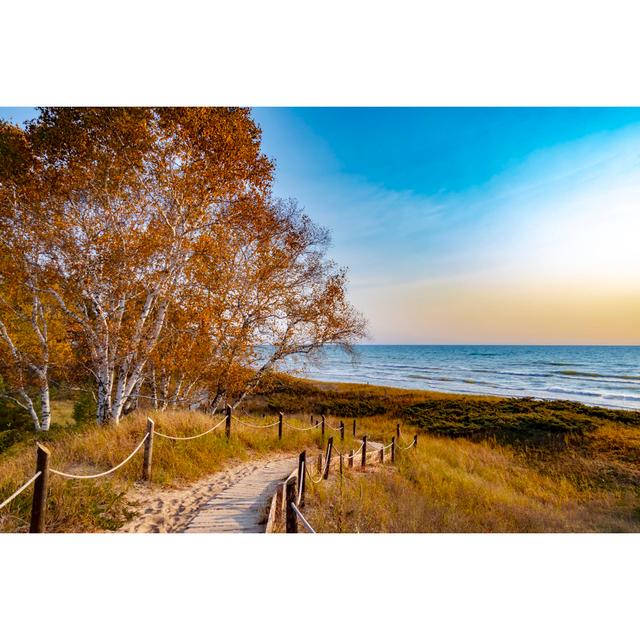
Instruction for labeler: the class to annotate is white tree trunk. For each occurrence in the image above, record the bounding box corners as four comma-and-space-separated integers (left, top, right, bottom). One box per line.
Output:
39, 382, 51, 431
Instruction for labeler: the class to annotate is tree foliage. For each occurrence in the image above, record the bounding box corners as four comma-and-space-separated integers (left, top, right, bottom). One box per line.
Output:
0, 108, 366, 427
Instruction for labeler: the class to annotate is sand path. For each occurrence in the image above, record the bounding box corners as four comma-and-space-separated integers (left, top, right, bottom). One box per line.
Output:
119, 453, 298, 533
119, 439, 383, 534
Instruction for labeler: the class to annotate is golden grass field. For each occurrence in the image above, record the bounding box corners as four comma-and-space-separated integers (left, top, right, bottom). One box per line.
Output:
1, 374, 639, 532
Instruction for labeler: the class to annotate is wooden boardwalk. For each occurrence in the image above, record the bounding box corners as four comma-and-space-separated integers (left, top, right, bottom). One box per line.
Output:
184, 457, 297, 533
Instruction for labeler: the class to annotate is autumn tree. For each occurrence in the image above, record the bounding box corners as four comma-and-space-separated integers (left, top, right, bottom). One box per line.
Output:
0, 108, 366, 427
0, 122, 57, 430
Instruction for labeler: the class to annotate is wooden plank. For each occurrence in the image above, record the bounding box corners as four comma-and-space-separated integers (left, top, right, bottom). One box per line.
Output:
184, 457, 296, 533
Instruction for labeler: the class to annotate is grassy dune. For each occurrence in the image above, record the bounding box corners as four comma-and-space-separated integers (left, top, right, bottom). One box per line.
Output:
254, 375, 640, 532
0, 408, 333, 532
1, 374, 639, 532
304, 437, 639, 533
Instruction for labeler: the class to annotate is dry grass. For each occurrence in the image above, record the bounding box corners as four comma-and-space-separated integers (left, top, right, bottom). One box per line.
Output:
50, 400, 75, 428
2, 378, 640, 533
0, 408, 346, 532
303, 435, 640, 533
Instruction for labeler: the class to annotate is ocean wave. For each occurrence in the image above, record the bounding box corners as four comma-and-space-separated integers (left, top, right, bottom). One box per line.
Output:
294, 346, 640, 410
602, 393, 640, 401
556, 370, 640, 382
546, 387, 602, 398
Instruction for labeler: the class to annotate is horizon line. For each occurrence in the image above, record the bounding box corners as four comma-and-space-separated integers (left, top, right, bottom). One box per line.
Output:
351, 343, 640, 348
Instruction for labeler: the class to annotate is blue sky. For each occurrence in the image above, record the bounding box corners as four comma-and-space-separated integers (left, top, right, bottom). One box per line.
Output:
3, 107, 640, 344
252, 108, 640, 344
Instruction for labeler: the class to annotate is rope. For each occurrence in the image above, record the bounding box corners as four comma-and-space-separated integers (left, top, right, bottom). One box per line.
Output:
397, 428, 414, 445
291, 502, 316, 533
284, 422, 319, 432
344, 442, 364, 459
49, 433, 149, 480
155, 417, 226, 440
305, 467, 322, 484
305, 462, 328, 485
0, 472, 41, 510
297, 461, 305, 504
232, 416, 280, 429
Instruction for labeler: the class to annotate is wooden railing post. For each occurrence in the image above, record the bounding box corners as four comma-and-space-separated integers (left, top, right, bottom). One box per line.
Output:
361, 435, 367, 468
324, 437, 333, 479
225, 404, 232, 439
311, 414, 314, 425
396, 423, 400, 439
321, 415, 325, 439
275, 482, 284, 523
142, 417, 155, 481
413, 434, 418, 449
297, 451, 306, 507
278, 412, 283, 440
353, 419, 356, 437
285, 477, 298, 533
340, 420, 344, 441
29, 443, 50, 533
379, 446, 384, 464
339, 453, 343, 477
349, 449, 354, 468
391, 436, 396, 464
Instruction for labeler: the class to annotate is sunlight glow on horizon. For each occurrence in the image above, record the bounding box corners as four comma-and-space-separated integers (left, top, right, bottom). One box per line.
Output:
254, 108, 640, 345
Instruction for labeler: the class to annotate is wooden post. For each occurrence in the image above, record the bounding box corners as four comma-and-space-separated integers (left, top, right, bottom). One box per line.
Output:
340, 420, 344, 441
285, 477, 298, 533
413, 434, 418, 448
317, 453, 322, 474
274, 482, 284, 524
361, 435, 367, 468
353, 419, 356, 437
396, 423, 400, 439
142, 417, 155, 481
391, 436, 396, 464
29, 443, 50, 533
349, 449, 354, 468
379, 446, 384, 464
311, 414, 314, 425
321, 415, 325, 439
339, 453, 343, 477
225, 404, 232, 439
297, 451, 306, 507
324, 437, 333, 480
278, 412, 283, 440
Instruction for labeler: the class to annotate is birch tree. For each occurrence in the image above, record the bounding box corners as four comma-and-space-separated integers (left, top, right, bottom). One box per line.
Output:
1, 108, 366, 426
0, 122, 58, 430
22, 108, 273, 424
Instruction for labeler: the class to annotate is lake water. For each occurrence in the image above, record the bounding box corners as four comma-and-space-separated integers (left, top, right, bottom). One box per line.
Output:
282, 345, 640, 411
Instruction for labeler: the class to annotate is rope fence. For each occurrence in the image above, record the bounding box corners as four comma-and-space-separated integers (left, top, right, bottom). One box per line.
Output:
267, 428, 419, 534
232, 416, 281, 430
0, 472, 41, 511
1, 403, 418, 534
154, 416, 226, 441
49, 434, 149, 479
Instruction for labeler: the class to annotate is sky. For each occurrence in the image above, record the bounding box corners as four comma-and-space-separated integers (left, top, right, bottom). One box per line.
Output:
251, 107, 640, 346
3, 107, 640, 345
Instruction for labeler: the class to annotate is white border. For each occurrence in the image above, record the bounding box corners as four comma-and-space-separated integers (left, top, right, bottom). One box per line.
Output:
2, 0, 640, 105
1, 1, 638, 637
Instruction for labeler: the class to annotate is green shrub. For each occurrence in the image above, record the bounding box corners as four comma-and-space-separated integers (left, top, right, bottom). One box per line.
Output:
72, 392, 97, 427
